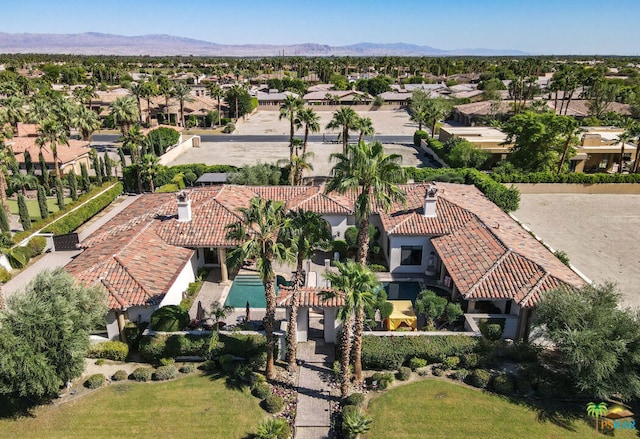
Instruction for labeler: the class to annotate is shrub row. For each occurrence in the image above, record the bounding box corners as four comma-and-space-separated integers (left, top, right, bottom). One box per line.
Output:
139, 334, 208, 362
42, 182, 123, 235
361, 335, 478, 370
87, 341, 129, 361
491, 171, 640, 184
5, 236, 47, 269
405, 167, 520, 212
12, 182, 119, 243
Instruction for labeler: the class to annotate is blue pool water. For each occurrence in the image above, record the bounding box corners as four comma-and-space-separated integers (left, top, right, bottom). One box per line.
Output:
382, 282, 449, 303
224, 274, 278, 308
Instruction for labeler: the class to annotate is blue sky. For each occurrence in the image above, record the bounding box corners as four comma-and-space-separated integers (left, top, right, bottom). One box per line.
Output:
2, 0, 639, 55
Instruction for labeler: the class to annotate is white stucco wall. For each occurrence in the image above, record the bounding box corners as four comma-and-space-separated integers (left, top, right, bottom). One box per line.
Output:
159, 253, 198, 308
323, 214, 353, 240
388, 235, 435, 273
105, 311, 120, 341
324, 307, 340, 344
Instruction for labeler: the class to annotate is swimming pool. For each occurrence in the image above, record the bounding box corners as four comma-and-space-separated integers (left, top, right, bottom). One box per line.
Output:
224, 274, 277, 308
382, 282, 449, 303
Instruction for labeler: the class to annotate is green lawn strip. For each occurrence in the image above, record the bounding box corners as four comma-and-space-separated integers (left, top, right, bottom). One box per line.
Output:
0, 374, 265, 438
366, 380, 636, 439
8, 197, 72, 221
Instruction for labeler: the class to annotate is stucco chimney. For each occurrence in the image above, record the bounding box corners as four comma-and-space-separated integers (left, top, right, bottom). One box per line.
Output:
423, 182, 438, 218
176, 191, 192, 222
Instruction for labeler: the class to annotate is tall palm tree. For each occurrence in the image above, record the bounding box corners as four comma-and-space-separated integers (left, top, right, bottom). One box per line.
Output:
283, 209, 331, 370
616, 130, 632, 174
140, 153, 159, 192
207, 83, 224, 126
320, 261, 378, 398
71, 105, 101, 141
556, 116, 580, 174
128, 82, 145, 125
1, 96, 26, 133
172, 82, 195, 128
0, 144, 12, 211
296, 107, 320, 159
325, 141, 406, 382
207, 301, 235, 351
225, 197, 294, 380
10, 172, 37, 196
36, 118, 69, 179
326, 106, 360, 153
626, 122, 640, 173
110, 96, 139, 136
357, 117, 375, 143
140, 80, 158, 126
279, 95, 304, 163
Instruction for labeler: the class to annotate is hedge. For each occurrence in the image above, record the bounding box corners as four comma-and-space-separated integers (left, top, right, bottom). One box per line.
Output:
491, 171, 640, 184
139, 333, 208, 362
87, 341, 129, 361
361, 335, 478, 370
406, 167, 520, 212
12, 182, 121, 243
149, 305, 190, 332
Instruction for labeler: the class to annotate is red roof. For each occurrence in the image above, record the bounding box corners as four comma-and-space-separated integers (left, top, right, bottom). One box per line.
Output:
277, 287, 345, 308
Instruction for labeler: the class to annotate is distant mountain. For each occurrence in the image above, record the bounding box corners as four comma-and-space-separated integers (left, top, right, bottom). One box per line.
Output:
0, 32, 527, 56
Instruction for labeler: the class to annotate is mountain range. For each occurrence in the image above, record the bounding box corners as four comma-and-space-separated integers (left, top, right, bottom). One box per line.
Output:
0, 32, 527, 57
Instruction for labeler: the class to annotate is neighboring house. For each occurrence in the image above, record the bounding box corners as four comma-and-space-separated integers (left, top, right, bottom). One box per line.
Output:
377, 91, 412, 106
8, 123, 92, 175
66, 182, 583, 341
255, 90, 299, 107
303, 90, 372, 106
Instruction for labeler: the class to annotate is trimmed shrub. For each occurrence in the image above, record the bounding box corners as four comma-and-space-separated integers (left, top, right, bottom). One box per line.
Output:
159, 357, 175, 366
179, 364, 195, 374
408, 357, 427, 371
452, 368, 469, 381
95, 358, 105, 366
461, 353, 480, 368
218, 333, 267, 359
112, 370, 128, 381
26, 236, 47, 257
344, 392, 365, 408
371, 372, 394, 390
479, 319, 504, 341
149, 305, 190, 332
87, 341, 129, 361
443, 356, 461, 370
468, 369, 491, 389
17, 194, 31, 231
361, 335, 478, 370
84, 374, 106, 389
154, 365, 178, 381
263, 394, 284, 414
492, 373, 515, 395
432, 366, 444, 377
397, 366, 411, 381
344, 226, 358, 248
332, 240, 349, 259
131, 367, 153, 382
139, 334, 208, 361
413, 130, 429, 147
252, 382, 271, 399
0, 267, 12, 283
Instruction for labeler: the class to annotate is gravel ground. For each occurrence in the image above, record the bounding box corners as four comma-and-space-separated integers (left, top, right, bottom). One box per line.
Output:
513, 193, 640, 307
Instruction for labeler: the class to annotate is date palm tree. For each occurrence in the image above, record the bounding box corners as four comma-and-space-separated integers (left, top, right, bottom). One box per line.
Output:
320, 261, 378, 398
10, 172, 38, 196
279, 94, 304, 164
207, 300, 234, 351
357, 117, 375, 143
326, 106, 360, 153
122, 125, 146, 193
296, 107, 320, 158
225, 197, 294, 380
326, 141, 406, 382
71, 105, 101, 141
36, 118, 69, 179
172, 82, 195, 128
110, 96, 139, 136
283, 209, 331, 370
128, 82, 145, 124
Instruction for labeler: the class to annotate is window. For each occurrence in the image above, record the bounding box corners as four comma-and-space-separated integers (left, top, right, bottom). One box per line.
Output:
203, 248, 219, 265
400, 246, 423, 265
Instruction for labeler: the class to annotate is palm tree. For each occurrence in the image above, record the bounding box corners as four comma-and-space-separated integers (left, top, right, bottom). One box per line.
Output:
140, 153, 159, 192
110, 96, 139, 136
320, 261, 378, 398
71, 105, 101, 141
207, 300, 234, 352
279, 95, 304, 163
626, 122, 640, 173
128, 82, 145, 124
0, 145, 12, 211
326, 106, 360, 153
36, 118, 69, 179
2, 96, 26, 133
326, 141, 406, 382
140, 80, 158, 126
172, 82, 195, 128
357, 117, 375, 143
10, 172, 37, 196
283, 209, 331, 370
122, 125, 146, 193
207, 83, 224, 126
225, 197, 294, 379
556, 116, 581, 174
586, 402, 608, 432
616, 130, 632, 174
296, 107, 320, 159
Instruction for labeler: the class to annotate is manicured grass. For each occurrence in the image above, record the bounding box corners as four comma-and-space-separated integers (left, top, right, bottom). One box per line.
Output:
366, 380, 637, 439
0, 374, 266, 438
8, 197, 73, 222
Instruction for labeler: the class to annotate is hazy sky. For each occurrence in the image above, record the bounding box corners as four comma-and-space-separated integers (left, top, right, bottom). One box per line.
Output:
2, 0, 639, 55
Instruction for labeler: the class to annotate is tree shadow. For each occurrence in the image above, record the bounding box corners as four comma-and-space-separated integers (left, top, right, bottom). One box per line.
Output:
0, 395, 41, 420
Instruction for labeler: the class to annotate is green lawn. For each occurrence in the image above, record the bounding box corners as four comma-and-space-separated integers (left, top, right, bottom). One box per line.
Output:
0, 374, 266, 438
366, 380, 637, 439
8, 197, 73, 222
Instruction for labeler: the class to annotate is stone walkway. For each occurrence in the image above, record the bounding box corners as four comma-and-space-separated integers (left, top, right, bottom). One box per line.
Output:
295, 339, 337, 439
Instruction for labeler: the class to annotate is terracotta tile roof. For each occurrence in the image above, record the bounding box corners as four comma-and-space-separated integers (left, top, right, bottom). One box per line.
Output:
66, 222, 194, 310
9, 137, 91, 166
276, 287, 345, 308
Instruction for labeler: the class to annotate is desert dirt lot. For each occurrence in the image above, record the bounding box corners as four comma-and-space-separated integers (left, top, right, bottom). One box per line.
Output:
234, 108, 419, 135
513, 194, 640, 307
169, 108, 432, 174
